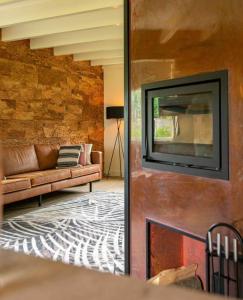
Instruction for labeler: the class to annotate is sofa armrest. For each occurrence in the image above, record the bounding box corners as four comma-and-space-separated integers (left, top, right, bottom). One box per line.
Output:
91, 151, 102, 165
91, 151, 103, 178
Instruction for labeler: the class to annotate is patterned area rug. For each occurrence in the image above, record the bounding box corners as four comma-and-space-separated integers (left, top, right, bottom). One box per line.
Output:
0, 192, 124, 274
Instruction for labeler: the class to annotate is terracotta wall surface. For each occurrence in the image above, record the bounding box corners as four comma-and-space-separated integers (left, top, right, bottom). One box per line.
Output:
129, 0, 243, 279
0, 36, 104, 151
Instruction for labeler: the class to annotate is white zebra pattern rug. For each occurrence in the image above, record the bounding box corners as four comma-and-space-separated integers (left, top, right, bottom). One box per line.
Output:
0, 192, 124, 274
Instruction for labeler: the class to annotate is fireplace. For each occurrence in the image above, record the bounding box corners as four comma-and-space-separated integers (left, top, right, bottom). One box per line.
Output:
142, 70, 229, 179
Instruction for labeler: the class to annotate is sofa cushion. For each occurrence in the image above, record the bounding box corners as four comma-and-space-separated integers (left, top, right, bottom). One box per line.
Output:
3, 184, 52, 205
70, 164, 101, 179
3, 145, 40, 176
8, 169, 71, 187
35, 144, 60, 170
51, 173, 100, 192
2, 178, 31, 194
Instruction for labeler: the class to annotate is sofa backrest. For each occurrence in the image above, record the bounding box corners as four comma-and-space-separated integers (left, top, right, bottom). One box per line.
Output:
35, 144, 60, 170
3, 145, 40, 176
2, 144, 101, 177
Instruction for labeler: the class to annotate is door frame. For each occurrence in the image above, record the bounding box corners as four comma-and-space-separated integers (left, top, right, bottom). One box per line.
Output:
124, 0, 130, 275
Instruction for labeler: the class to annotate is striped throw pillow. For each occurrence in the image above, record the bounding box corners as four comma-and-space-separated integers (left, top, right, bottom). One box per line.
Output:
57, 145, 83, 168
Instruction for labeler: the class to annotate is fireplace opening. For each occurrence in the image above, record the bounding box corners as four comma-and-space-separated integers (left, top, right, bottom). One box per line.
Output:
142, 70, 229, 179
146, 220, 206, 288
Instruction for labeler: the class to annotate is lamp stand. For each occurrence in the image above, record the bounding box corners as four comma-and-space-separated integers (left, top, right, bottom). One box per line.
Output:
107, 119, 124, 178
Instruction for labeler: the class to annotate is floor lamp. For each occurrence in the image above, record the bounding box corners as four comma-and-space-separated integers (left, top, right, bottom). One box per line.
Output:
106, 106, 124, 178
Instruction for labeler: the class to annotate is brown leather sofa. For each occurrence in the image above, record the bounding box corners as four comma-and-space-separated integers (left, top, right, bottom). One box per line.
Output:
1, 144, 102, 206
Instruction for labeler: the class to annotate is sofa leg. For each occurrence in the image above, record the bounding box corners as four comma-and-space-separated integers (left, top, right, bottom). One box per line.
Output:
38, 195, 43, 207
89, 182, 92, 193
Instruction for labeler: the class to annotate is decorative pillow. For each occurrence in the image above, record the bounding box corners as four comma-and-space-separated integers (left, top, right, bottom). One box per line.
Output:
79, 144, 93, 165
57, 145, 83, 168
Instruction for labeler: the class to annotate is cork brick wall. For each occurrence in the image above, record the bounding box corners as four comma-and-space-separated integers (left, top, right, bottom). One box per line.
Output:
0, 37, 104, 152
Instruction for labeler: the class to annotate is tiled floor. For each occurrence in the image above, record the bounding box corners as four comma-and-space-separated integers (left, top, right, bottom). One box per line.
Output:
4, 178, 124, 219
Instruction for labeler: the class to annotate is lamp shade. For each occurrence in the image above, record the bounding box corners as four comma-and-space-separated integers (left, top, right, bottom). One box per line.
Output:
106, 106, 124, 119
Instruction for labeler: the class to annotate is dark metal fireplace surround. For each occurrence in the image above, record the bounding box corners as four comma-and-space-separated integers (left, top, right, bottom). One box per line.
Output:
142, 70, 229, 179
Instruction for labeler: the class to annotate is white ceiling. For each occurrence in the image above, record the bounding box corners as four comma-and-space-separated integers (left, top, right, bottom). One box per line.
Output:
0, 0, 124, 66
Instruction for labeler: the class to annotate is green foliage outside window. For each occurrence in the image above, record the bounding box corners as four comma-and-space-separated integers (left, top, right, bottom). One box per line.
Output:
153, 97, 159, 118
155, 126, 172, 138
153, 98, 174, 138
